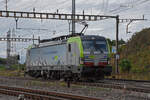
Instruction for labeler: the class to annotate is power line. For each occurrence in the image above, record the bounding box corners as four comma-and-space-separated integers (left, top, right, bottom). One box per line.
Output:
109, 0, 150, 14
101, 0, 109, 14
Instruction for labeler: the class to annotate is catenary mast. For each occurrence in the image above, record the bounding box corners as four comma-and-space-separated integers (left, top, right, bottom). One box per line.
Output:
72, 0, 76, 34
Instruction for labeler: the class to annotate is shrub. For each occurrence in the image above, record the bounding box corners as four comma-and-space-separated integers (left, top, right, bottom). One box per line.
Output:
0, 65, 6, 70
119, 59, 131, 73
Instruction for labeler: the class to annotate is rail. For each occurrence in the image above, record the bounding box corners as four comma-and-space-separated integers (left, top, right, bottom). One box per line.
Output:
0, 85, 102, 100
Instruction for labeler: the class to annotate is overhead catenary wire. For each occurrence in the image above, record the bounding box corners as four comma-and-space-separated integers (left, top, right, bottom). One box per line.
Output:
109, 0, 150, 14
101, 0, 109, 14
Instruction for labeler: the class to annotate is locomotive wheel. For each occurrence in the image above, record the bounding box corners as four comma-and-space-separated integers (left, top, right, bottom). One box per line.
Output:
72, 74, 81, 82
97, 70, 104, 80
41, 73, 47, 79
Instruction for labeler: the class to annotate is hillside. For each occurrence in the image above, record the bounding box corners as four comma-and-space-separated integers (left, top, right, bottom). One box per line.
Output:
120, 28, 150, 72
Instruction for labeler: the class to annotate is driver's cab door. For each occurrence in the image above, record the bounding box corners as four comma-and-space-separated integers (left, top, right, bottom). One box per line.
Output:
67, 42, 80, 66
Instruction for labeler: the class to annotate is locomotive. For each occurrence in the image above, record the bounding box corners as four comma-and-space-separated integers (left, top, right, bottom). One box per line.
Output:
25, 34, 112, 80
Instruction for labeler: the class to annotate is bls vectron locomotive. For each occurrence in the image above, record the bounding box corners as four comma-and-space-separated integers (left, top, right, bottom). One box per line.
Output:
26, 34, 112, 80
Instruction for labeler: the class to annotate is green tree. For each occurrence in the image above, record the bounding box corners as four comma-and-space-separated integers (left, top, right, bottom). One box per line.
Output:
119, 39, 126, 45
119, 59, 131, 73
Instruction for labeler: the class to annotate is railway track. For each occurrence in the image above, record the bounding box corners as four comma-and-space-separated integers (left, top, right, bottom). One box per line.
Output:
0, 76, 150, 94
104, 78, 150, 83
0, 85, 102, 100
2, 76, 150, 84
74, 82, 150, 93
73, 78, 150, 94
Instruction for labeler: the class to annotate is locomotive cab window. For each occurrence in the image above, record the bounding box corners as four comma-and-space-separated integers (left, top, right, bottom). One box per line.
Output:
68, 44, 71, 52
95, 41, 107, 52
82, 40, 108, 52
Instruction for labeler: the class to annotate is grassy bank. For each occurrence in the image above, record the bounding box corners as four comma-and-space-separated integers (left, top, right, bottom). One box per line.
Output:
0, 64, 25, 77
111, 72, 150, 80
0, 70, 24, 77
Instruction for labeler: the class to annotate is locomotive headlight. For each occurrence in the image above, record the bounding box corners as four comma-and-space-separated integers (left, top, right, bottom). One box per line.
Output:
107, 58, 110, 64
108, 61, 110, 64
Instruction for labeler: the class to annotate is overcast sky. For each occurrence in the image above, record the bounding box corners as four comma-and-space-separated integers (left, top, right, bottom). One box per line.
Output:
0, 0, 150, 62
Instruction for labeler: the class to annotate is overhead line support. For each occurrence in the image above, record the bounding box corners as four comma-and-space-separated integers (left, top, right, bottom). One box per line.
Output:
116, 15, 119, 74
0, 37, 39, 42
72, 0, 76, 34
0, 10, 116, 21
119, 15, 147, 34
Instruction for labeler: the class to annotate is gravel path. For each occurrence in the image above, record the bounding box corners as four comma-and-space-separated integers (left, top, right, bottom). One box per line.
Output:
0, 76, 149, 100
0, 94, 18, 100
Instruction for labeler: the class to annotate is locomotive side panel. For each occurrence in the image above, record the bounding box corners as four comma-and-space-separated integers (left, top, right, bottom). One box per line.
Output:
27, 44, 68, 71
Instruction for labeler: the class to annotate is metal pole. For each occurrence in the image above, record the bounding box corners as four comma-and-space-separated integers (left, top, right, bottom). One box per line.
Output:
68, 20, 71, 34
116, 15, 119, 74
7, 29, 11, 59
38, 36, 40, 45
15, 18, 19, 29
72, 0, 76, 34
33, 35, 34, 45
5, 0, 7, 11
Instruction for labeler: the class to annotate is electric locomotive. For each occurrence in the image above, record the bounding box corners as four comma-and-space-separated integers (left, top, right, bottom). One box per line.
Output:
25, 34, 112, 80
